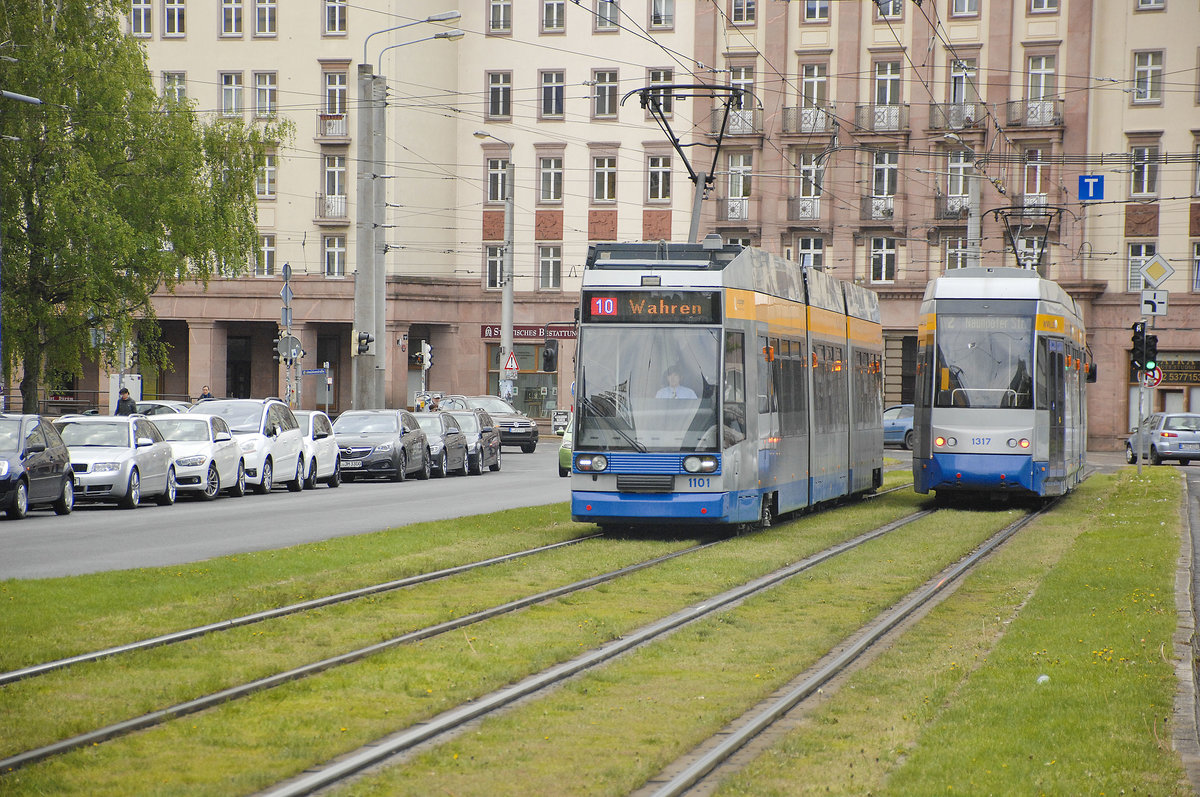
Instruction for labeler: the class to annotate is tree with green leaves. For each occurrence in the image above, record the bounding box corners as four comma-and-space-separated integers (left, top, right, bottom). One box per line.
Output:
0, 0, 290, 412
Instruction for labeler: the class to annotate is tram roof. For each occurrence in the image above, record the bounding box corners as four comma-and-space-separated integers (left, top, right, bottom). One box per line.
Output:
925, 266, 1077, 309
585, 241, 744, 270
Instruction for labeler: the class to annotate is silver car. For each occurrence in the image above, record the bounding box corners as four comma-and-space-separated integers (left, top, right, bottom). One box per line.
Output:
1125, 413, 1200, 465
53, 416, 177, 509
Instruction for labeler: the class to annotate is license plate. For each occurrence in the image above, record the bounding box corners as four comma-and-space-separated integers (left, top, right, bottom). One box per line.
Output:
342, 459, 363, 468
1182, 443, 1200, 451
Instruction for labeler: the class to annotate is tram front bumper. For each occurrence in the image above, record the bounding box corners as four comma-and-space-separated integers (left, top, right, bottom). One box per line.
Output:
572, 490, 739, 525
916, 452, 1038, 494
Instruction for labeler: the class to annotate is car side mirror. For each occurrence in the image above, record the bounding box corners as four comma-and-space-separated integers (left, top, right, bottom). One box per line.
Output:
26, 442, 46, 454
314, 430, 329, 440
136, 436, 154, 447
214, 432, 232, 442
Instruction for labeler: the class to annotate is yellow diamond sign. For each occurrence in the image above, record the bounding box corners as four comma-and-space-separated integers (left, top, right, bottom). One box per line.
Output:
1139, 253, 1174, 289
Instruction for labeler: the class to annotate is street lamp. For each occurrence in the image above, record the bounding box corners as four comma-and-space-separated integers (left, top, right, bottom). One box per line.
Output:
473, 130, 515, 391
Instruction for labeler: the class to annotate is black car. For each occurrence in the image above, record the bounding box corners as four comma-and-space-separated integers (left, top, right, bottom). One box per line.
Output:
445, 408, 501, 474
0, 414, 75, 519
332, 409, 431, 481
414, 412, 470, 477
465, 395, 539, 453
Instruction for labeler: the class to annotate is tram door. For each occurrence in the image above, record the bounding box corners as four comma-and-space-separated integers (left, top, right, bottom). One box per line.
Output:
1045, 339, 1065, 476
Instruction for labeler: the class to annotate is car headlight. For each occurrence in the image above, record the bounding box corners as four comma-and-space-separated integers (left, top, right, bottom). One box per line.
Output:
92, 462, 122, 473
0, 462, 8, 477
429, 442, 444, 454
176, 455, 206, 467
239, 439, 259, 454
374, 442, 393, 453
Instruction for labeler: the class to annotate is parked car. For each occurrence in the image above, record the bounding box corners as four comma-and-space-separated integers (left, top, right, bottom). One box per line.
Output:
883, 404, 915, 450
187, 398, 304, 494
332, 409, 431, 481
152, 413, 246, 500
0, 414, 76, 519
414, 412, 470, 477
294, 410, 341, 489
1125, 412, 1200, 465
464, 395, 539, 452
53, 415, 176, 509
445, 408, 501, 474
558, 414, 574, 478
136, 400, 192, 416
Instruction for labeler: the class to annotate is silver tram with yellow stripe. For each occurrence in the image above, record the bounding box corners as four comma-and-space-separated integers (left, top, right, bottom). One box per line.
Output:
913, 266, 1094, 499
570, 240, 883, 530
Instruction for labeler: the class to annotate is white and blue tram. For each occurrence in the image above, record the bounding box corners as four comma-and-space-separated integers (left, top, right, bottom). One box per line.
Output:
570, 241, 883, 529
912, 266, 1094, 499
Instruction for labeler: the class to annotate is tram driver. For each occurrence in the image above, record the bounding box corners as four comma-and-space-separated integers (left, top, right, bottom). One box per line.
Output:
656, 366, 698, 399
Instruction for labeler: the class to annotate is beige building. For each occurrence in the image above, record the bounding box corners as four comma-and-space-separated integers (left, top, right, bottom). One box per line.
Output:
70, 1, 1199, 449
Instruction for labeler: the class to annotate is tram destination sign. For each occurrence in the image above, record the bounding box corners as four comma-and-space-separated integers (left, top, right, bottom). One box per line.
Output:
582, 290, 721, 324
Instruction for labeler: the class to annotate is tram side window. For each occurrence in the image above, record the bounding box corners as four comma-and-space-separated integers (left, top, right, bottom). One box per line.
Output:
724, 331, 746, 444
1036, 338, 1049, 410
778, 338, 808, 437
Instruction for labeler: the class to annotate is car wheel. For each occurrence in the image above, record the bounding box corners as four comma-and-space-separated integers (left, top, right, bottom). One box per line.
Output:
434, 450, 448, 478
489, 447, 502, 472
303, 458, 318, 491
1125, 444, 1137, 465
7, 480, 28, 519
521, 442, 537, 453
415, 449, 432, 480
469, 447, 483, 476
200, 463, 220, 501
53, 476, 75, 515
228, 460, 247, 497
1181, 459, 1193, 466
326, 457, 342, 488
559, 464, 569, 478
454, 449, 470, 477
156, 467, 177, 506
904, 429, 914, 450
120, 469, 141, 509
392, 451, 407, 482
287, 455, 305, 492
1150, 446, 1163, 466
255, 458, 273, 495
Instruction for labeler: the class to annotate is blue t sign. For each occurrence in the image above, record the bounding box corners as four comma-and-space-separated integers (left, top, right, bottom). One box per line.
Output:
1078, 174, 1104, 201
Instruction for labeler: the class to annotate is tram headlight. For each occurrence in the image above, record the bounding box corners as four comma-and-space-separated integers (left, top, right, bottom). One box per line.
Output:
1007, 438, 1031, 449
683, 455, 718, 473
576, 454, 608, 472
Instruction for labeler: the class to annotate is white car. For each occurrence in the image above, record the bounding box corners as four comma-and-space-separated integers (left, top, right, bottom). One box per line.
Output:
188, 398, 303, 494
293, 410, 341, 489
53, 415, 176, 509
152, 413, 246, 500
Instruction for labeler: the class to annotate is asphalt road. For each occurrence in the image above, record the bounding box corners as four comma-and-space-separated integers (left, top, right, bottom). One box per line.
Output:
0, 443, 570, 580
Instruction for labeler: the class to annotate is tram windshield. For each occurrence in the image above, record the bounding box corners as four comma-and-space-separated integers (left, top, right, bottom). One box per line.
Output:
934, 302, 1035, 409
576, 326, 720, 452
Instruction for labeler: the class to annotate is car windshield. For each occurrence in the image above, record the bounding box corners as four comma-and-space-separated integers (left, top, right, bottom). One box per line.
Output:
152, 418, 211, 442
415, 415, 443, 435
450, 413, 479, 433
56, 421, 131, 447
333, 413, 397, 434
469, 397, 518, 415
194, 401, 264, 433
0, 419, 21, 450
1164, 416, 1200, 432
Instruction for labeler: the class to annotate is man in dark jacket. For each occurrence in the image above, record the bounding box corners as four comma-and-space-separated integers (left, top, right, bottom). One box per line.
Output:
115, 387, 137, 415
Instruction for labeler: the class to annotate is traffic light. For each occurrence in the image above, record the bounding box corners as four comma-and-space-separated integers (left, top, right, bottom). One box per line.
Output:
1144, 334, 1158, 370
272, 333, 283, 364
421, 341, 432, 371
1131, 321, 1146, 370
356, 330, 374, 355
541, 339, 559, 372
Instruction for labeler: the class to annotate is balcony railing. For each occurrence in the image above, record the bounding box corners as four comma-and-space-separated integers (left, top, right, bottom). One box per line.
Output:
935, 194, 970, 220
1005, 99, 1063, 127
710, 108, 763, 136
317, 112, 348, 138
787, 195, 821, 221
860, 195, 895, 221
782, 104, 837, 134
1019, 192, 1049, 209
928, 102, 984, 130
716, 196, 759, 223
316, 193, 348, 220
854, 103, 908, 132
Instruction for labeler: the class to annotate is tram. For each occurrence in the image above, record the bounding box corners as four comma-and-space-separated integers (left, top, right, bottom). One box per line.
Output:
912, 266, 1094, 500
569, 239, 883, 530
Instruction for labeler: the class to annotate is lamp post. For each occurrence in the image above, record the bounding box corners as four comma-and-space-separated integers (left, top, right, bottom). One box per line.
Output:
351, 13, 461, 409
473, 130, 514, 391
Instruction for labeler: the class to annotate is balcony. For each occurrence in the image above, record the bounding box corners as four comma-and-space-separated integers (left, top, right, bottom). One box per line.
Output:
860, 195, 895, 221
315, 193, 348, 222
928, 102, 984, 130
716, 196, 759, 223
782, 104, 837, 134
1005, 99, 1063, 127
710, 107, 763, 136
934, 194, 970, 220
316, 111, 349, 140
787, 196, 822, 221
854, 104, 909, 133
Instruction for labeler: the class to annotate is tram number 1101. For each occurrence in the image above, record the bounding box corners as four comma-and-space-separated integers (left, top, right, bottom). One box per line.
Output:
686, 477, 711, 488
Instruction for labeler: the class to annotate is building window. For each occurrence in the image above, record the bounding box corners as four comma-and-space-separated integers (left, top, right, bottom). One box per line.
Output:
796, 237, 823, 268
596, 0, 619, 30
800, 63, 827, 107
541, 71, 564, 118
254, 72, 276, 117
220, 72, 243, 116
325, 72, 347, 114
732, 0, 756, 25
1023, 147, 1047, 203
798, 153, 823, 198
871, 238, 897, 283
949, 58, 978, 103
163, 72, 186, 103
131, 0, 151, 36
875, 61, 901, 105
164, 0, 185, 36
487, 158, 509, 203
324, 154, 346, 198
873, 151, 898, 198
951, 0, 978, 15
256, 153, 276, 198
1194, 143, 1200, 197
1131, 145, 1159, 197
489, 0, 511, 33
946, 236, 969, 270
1192, 242, 1200, 293
648, 68, 673, 114
539, 245, 562, 290
1127, 242, 1156, 291
542, 0, 565, 31
1029, 0, 1058, 12
487, 72, 512, 119
594, 70, 618, 117
221, 0, 242, 35
255, 234, 276, 276
486, 245, 503, 289
648, 155, 671, 201
728, 152, 752, 198
803, 0, 829, 22
650, 0, 674, 28
593, 156, 617, 201
254, 0, 276, 35
324, 0, 346, 35
1137, 0, 1165, 7
1027, 54, 1056, 100
875, 0, 901, 19
324, 236, 346, 277
1133, 51, 1163, 103
539, 157, 563, 202
947, 151, 971, 198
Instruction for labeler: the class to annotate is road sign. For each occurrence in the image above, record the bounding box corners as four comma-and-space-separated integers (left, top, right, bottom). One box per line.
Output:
503, 351, 519, 376
1078, 174, 1104, 201
1142, 366, 1162, 388
280, 284, 293, 305
276, 334, 302, 359
1141, 290, 1168, 316
281, 306, 292, 328
1139, 253, 1174, 289
282, 262, 292, 281
302, 368, 326, 375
